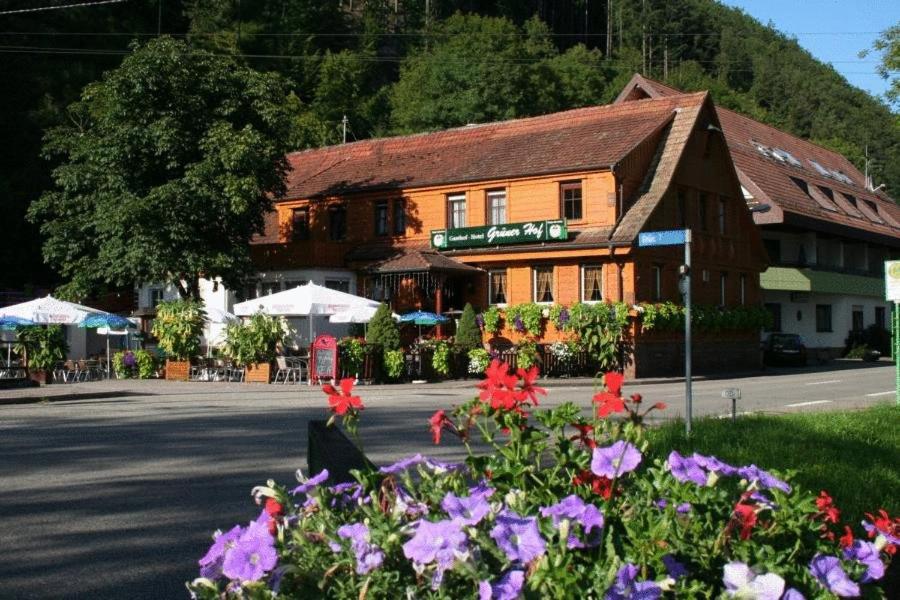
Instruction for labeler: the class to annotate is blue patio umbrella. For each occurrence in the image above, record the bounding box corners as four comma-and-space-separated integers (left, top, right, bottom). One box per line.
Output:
398, 311, 450, 338
79, 314, 137, 377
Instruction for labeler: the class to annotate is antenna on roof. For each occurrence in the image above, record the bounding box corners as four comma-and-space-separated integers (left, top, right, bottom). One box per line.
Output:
342, 115, 348, 144
864, 145, 870, 190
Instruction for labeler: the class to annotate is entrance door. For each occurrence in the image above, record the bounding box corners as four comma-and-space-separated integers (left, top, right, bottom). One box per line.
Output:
851, 305, 864, 332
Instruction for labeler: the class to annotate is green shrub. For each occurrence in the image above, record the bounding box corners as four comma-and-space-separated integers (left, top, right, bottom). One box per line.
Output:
134, 349, 156, 379
14, 325, 68, 371
339, 337, 367, 375
515, 338, 540, 370
152, 299, 206, 360
467, 347, 490, 374
112, 350, 129, 378
383, 349, 405, 380
431, 339, 451, 376
366, 303, 400, 351
454, 303, 482, 350
221, 312, 288, 366
482, 306, 502, 335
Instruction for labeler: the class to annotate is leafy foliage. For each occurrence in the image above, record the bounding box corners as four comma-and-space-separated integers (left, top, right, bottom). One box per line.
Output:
338, 337, 367, 376
27, 37, 296, 299
482, 306, 502, 335
151, 299, 206, 361
382, 348, 405, 380
15, 325, 68, 370
365, 303, 400, 351
639, 302, 773, 333
506, 303, 544, 336
222, 313, 288, 366
430, 339, 452, 376
134, 349, 157, 379
454, 303, 482, 350
467, 347, 490, 374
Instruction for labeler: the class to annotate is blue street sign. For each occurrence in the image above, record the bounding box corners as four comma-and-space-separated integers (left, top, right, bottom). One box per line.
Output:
638, 229, 687, 247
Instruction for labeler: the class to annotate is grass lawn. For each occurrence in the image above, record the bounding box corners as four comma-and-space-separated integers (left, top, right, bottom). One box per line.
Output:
648, 404, 900, 527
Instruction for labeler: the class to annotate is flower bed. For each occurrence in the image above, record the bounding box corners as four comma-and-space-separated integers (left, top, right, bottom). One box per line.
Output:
190, 367, 897, 599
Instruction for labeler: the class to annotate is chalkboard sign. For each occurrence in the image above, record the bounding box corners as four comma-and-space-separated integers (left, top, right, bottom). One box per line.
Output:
311, 334, 338, 384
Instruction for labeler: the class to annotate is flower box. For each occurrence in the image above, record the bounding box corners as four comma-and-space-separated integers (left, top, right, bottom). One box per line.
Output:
245, 362, 271, 383
164, 359, 190, 381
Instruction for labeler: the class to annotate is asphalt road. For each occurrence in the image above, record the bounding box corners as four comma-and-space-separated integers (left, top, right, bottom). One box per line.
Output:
0, 361, 895, 599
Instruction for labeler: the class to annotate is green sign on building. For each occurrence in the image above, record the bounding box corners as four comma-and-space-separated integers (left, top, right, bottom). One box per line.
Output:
431, 219, 568, 249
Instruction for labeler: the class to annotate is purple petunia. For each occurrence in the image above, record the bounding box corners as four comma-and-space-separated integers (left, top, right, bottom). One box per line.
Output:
861, 519, 900, 545
662, 554, 688, 579
737, 465, 791, 494
396, 486, 430, 518
123, 351, 136, 368
540, 495, 604, 548
809, 554, 860, 598
843, 540, 885, 583
691, 453, 738, 476
198, 524, 243, 580
337, 522, 385, 575
379, 454, 426, 474
604, 563, 662, 600
442, 491, 492, 526
676, 502, 692, 514
290, 468, 329, 495
513, 315, 525, 332
221, 521, 277, 583
491, 510, 547, 564
654, 499, 668, 509
329, 481, 367, 509
479, 569, 525, 600
782, 589, 805, 600
402, 519, 468, 589
591, 441, 642, 479
722, 562, 784, 600
667, 451, 708, 486
476, 314, 486, 329
558, 308, 570, 326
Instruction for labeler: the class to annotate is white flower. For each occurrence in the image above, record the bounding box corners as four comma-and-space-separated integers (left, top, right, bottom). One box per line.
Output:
723, 562, 785, 600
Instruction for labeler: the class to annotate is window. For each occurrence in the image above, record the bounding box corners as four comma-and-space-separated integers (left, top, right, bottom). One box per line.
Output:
261, 282, 280, 296
852, 305, 864, 332
697, 193, 708, 231
328, 205, 347, 241
765, 303, 782, 332
448, 193, 467, 229
763, 239, 781, 263
150, 288, 164, 309
325, 280, 350, 293
488, 270, 508, 305
651, 265, 662, 301
487, 189, 507, 225
533, 267, 554, 303
291, 207, 310, 241
718, 197, 727, 234
393, 198, 406, 235
676, 190, 687, 228
740, 274, 746, 305
374, 201, 388, 236
720, 272, 727, 306
581, 265, 603, 302
561, 181, 582, 221
815, 304, 832, 332
875, 306, 886, 330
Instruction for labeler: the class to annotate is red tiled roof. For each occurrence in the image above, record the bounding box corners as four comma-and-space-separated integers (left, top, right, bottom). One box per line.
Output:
283, 94, 708, 199
362, 249, 482, 274
616, 74, 900, 243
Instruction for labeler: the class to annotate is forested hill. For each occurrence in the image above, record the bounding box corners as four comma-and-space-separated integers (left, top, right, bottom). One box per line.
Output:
1, 0, 898, 290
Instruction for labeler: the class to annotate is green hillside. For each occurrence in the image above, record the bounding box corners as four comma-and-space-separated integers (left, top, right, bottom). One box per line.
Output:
1, 0, 897, 291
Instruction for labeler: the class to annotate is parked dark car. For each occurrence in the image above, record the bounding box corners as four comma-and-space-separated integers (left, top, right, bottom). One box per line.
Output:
762, 333, 807, 366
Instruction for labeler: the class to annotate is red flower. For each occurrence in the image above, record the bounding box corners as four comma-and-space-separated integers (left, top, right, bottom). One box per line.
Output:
630, 393, 642, 404
839, 526, 855, 548
604, 372, 624, 396
323, 378, 364, 416
593, 391, 626, 418
816, 491, 841, 524
731, 501, 758, 541
264, 497, 284, 518
429, 409, 449, 445
652, 402, 667, 410
516, 365, 547, 406
573, 469, 613, 499
569, 423, 597, 449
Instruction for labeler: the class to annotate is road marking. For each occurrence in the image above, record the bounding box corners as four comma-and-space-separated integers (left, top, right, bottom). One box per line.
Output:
865, 391, 895, 397
783, 400, 833, 408
804, 380, 841, 386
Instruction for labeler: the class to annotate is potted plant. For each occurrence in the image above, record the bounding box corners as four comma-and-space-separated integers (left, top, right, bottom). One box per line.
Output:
15, 325, 68, 385
221, 312, 287, 383
151, 299, 205, 381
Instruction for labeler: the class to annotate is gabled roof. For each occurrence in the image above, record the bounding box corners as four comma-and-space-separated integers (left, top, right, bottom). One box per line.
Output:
616, 74, 900, 244
359, 248, 482, 274
284, 93, 708, 199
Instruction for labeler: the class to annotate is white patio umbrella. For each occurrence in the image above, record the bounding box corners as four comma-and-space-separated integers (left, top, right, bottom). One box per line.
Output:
329, 306, 399, 336
0, 295, 104, 324
234, 282, 379, 346
204, 306, 238, 358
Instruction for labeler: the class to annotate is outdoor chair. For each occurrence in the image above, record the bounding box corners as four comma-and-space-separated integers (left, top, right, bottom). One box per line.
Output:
286, 356, 309, 385
274, 356, 301, 384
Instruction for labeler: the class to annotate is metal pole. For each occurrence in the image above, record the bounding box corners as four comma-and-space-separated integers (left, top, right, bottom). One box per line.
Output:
685, 229, 693, 435
895, 302, 899, 406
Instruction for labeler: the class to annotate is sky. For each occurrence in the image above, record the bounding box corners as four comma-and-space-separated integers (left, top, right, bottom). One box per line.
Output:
720, 0, 898, 101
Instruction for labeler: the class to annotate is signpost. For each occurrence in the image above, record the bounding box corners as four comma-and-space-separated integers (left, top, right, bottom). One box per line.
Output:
884, 261, 900, 406
431, 219, 567, 249
639, 229, 693, 434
